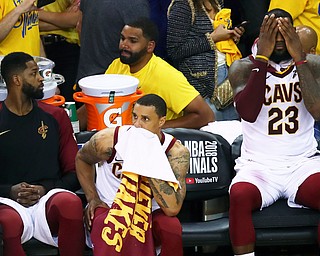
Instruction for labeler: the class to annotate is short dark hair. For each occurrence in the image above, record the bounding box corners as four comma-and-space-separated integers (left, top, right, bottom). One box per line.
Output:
267, 8, 293, 24
127, 17, 159, 44
1, 52, 34, 86
136, 94, 167, 117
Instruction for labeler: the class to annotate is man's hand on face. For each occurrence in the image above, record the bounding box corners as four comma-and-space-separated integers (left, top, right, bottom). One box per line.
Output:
277, 17, 305, 62
257, 14, 279, 58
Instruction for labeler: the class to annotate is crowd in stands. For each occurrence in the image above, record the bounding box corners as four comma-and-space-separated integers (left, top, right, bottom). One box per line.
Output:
0, 0, 320, 255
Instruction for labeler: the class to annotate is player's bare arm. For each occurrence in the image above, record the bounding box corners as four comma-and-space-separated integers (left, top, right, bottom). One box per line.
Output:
78, 128, 116, 165
148, 141, 190, 216
229, 57, 253, 95
75, 128, 116, 229
296, 54, 320, 120
277, 17, 320, 119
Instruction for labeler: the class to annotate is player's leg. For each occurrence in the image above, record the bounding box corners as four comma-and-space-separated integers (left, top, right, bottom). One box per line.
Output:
0, 205, 25, 256
229, 182, 262, 255
295, 172, 320, 244
45, 192, 85, 256
152, 209, 183, 256
89, 207, 111, 256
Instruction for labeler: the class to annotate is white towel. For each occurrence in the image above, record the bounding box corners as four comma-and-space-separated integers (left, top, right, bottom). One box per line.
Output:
201, 120, 242, 145
115, 127, 179, 189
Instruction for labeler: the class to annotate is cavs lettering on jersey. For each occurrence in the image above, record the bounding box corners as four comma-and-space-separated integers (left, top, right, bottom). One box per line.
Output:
95, 125, 176, 212
241, 64, 318, 162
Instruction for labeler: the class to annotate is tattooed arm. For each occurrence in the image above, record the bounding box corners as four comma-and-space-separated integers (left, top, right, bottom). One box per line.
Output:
275, 17, 320, 120
75, 127, 116, 229
148, 140, 190, 216
297, 54, 320, 120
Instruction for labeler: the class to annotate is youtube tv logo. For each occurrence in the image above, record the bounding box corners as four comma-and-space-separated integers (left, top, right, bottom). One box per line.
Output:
186, 177, 195, 184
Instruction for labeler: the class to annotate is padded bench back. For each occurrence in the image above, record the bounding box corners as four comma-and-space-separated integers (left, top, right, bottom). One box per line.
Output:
75, 131, 97, 148
164, 128, 234, 201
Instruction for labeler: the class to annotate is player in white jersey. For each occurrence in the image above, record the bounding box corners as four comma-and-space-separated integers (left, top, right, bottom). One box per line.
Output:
227, 8, 320, 256
75, 94, 190, 256
95, 125, 177, 213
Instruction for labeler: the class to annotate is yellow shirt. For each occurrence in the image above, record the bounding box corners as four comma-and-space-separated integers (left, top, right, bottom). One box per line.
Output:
0, 0, 40, 56
269, 0, 320, 54
40, 0, 79, 45
106, 54, 199, 121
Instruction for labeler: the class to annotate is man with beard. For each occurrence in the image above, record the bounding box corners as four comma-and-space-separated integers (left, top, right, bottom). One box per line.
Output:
0, 52, 85, 256
227, 9, 320, 256
105, 17, 214, 129
77, 17, 214, 131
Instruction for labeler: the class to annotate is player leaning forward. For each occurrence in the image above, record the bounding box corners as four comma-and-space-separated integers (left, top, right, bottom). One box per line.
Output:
75, 94, 190, 256
228, 8, 320, 256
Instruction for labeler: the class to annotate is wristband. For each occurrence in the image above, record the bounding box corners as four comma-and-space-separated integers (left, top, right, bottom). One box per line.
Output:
255, 55, 269, 62
295, 59, 308, 66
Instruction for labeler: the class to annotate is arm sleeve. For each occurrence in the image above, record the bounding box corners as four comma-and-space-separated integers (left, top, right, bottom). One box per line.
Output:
234, 60, 268, 122
167, 0, 212, 61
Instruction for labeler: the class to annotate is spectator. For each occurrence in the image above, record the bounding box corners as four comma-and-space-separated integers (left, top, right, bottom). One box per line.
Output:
0, 52, 85, 256
0, 0, 40, 56
38, 0, 81, 102
98, 17, 213, 130
228, 9, 320, 256
76, 0, 150, 83
269, 0, 320, 54
76, 94, 189, 256
167, 0, 244, 121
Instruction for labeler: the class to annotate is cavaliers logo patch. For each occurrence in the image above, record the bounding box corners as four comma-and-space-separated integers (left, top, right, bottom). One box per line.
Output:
38, 121, 48, 139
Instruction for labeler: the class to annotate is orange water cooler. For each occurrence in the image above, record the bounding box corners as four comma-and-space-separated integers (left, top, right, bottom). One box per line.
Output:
74, 74, 143, 131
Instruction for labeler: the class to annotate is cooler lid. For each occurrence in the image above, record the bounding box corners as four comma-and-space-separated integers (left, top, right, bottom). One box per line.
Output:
78, 74, 139, 97
34, 56, 55, 69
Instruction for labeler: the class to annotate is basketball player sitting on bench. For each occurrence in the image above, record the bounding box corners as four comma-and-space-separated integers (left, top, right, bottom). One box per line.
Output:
227, 9, 320, 256
76, 94, 189, 256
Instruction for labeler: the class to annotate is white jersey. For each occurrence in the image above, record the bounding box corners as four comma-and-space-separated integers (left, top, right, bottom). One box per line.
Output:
241, 64, 318, 164
95, 125, 176, 211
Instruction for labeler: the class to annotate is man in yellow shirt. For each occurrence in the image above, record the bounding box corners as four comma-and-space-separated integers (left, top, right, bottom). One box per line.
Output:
77, 18, 214, 130
104, 18, 214, 129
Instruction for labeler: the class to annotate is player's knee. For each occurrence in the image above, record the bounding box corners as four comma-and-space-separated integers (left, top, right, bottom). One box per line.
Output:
0, 206, 23, 236
50, 192, 83, 218
153, 210, 182, 234
230, 182, 260, 207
